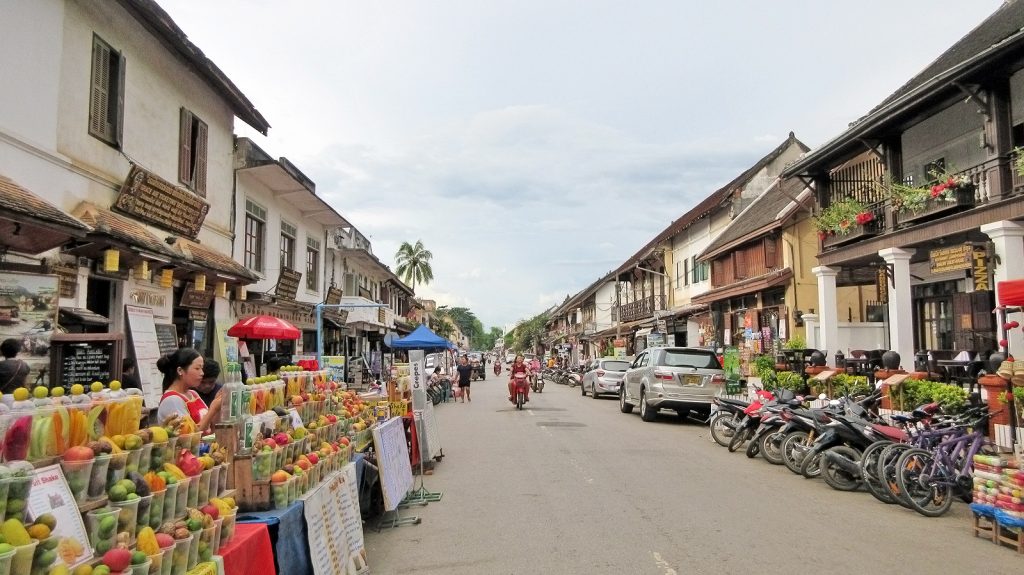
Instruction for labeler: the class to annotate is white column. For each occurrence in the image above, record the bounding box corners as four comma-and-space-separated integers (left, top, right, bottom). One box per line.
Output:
879, 247, 915, 369
982, 221, 1024, 354
812, 266, 839, 366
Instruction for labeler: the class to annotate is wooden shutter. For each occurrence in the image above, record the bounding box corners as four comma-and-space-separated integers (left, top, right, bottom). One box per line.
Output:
194, 118, 208, 196
179, 108, 193, 185
90, 38, 111, 138
734, 250, 747, 279
764, 237, 778, 269
951, 292, 973, 351
114, 52, 125, 147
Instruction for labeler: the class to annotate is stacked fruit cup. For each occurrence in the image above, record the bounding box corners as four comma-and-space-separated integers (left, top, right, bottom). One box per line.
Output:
162, 482, 180, 525
219, 507, 237, 548
186, 529, 201, 570
130, 557, 152, 575
87, 454, 112, 501
270, 476, 289, 509
170, 536, 191, 575
149, 489, 166, 530
156, 540, 174, 575
32, 535, 59, 573
86, 507, 120, 555
9, 540, 36, 575
146, 548, 164, 575
197, 519, 221, 563
125, 447, 143, 475
60, 456, 94, 505
136, 494, 153, 539
106, 451, 129, 487
0, 545, 13, 575
148, 441, 168, 472
186, 474, 200, 508
0, 478, 11, 519
217, 463, 230, 496
197, 469, 212, 507
4, 475, 31, 521
174, 478, 190, 521
252, 451, 273, 482
111, 497, 141, 546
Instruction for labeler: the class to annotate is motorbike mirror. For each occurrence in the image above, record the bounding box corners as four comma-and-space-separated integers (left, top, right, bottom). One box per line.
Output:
818, 393, 828, 401
828, 399, 842, 407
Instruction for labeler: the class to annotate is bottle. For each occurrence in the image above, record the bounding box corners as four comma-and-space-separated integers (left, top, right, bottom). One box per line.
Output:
221, 363, 242, 424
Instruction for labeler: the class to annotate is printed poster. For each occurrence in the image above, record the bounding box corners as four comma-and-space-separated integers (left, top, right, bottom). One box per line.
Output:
26, 465, 92, 568
0, 272, 59, 386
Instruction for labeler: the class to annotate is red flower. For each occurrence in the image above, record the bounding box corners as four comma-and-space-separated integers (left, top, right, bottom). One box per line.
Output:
855, 211, 875, 225
818, 231, 827, 241
946, 177, 956, 187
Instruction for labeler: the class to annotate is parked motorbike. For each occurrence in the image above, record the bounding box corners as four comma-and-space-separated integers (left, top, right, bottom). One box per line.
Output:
799, 389, 890, 487
512, 372, 529, 410
709, 396, 751, 447
567, 367, 582, 388
727, 389, 778, 452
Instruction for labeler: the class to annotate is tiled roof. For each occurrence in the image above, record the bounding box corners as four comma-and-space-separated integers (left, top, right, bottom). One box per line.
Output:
173, 238, 258, 282
72, 202, 180, 258
700, 177, 810, 260
0, 175, 91, 232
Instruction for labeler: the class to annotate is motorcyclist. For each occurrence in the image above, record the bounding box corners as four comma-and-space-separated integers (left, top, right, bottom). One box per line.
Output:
529, 356, 541, 389
493, 359, 502, 376
508, 354, 530, 404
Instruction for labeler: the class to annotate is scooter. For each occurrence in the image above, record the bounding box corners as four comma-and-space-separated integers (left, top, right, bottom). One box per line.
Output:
512, 372, 529, 410
494, 362, 502, 376
531, 370, 545, 393
566, 367, 583, 388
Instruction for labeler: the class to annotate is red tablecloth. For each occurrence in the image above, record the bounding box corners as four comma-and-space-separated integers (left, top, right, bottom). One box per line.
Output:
219, 523, 275, 575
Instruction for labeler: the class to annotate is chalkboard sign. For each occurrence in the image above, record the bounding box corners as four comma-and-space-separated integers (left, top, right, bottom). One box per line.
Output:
155, 324, 178, 356
49, 333, 123, 392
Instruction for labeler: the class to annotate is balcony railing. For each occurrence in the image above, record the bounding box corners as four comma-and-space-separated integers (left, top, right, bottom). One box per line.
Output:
619, 295, 665, 323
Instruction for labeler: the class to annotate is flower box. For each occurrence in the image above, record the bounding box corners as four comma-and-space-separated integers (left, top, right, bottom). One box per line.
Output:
892, 186, 974, 227
821, 219, 880, 248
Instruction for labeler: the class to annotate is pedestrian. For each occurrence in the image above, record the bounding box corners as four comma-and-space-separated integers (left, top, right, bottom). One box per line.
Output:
121, 357, 143, 392
0, 338, 29, 394
196, 358, 222, 408
455, 355, 473, 402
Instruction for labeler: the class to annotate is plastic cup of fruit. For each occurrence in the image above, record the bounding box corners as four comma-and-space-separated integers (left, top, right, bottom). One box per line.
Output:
217, 462, 230, 496
146, 551, 163, 575
148, 441, 167, 472
149, 489, 166, 529
287, 476, 299, 505
111, 497, 141, 546
170, 536, 191, 575
186, 474, 200, 508
106, 451, 130, 487
0, 545, 14, 575
86, 506, 121, 555
4, 475, 31, 521
88, 453, 112, 501
0, 477, 11, 519
60, 457, 95, 505
158, 545, 173, 575
137, 442, 153, 475
272, 448, 285, 472
130, 557, 152, 575
125, 447, 143, 474
186, 530, 201, 570
207, 466, 221, 498
162, 482, 179, 524
219, 507, 237, 548
135, 494, 153, 537
198, 522, 217, 562
9, 540, 36, 575
270, 480, 289, 509
174, 477, 190, 520
197, 468, 212, 505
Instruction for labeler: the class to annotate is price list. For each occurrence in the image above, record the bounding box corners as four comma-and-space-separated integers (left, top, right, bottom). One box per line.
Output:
60, 344, 112, 388
304, 463, 367, 575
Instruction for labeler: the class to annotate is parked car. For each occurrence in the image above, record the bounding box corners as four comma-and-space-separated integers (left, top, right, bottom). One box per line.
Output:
619, 346, 726, 422
581, 357, 630, 398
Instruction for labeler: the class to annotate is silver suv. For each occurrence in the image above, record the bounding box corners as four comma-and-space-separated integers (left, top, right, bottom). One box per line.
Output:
619, 347, 725, 422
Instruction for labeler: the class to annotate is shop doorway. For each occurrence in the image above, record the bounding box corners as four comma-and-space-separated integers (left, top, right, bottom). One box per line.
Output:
914, 282, 995, 353
86, 276, 113, 319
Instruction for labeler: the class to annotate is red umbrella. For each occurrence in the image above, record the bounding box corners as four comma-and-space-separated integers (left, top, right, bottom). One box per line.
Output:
227, 315, 302, 340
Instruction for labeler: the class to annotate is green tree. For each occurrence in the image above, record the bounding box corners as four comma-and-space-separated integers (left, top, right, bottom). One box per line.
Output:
504, 311, 548, 353
394, 240, 434, 291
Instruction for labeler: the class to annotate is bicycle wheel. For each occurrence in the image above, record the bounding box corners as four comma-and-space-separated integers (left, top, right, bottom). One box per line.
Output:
895, 448, 954, 518
877, 443, 914, 509
861, 440, 896, 505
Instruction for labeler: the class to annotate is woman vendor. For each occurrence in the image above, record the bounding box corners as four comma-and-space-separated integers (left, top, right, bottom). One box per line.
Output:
156, 348, 222, 431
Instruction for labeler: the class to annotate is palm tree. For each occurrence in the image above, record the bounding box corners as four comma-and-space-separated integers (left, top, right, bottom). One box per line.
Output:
394, 240, 434, 291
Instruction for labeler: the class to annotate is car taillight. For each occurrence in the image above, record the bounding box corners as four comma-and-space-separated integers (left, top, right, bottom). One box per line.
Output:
710, 374, 725, 386
596, 370, 605, 377
654, 371, 674, 381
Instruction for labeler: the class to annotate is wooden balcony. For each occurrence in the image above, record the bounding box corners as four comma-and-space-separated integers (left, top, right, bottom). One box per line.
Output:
619, 295, 665, 323
892, 187, 975, 227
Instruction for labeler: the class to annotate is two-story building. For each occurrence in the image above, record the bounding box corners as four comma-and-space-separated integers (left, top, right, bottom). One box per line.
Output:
783, 1, 1024, 368
0, 0, 267, 389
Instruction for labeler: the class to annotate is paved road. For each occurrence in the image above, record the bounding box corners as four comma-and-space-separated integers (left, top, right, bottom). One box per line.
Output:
363, 377, 1018, 574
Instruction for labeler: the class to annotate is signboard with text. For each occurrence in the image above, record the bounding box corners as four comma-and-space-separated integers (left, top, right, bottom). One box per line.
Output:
929, 244, 973, 275
276, 267, 302, 300
113, 165, 209, 238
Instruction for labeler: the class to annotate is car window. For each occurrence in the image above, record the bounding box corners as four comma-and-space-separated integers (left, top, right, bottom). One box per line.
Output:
601, 360, 630, 372
631, 352, 647, 369
662, 349, 721, 369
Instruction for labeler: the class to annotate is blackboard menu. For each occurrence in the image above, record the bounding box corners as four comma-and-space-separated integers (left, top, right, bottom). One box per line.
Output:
155, 324, 178, 356
49, 334, 122, 392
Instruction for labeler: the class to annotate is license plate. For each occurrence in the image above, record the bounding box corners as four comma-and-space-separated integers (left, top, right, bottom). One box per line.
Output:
684, 375, 702, 386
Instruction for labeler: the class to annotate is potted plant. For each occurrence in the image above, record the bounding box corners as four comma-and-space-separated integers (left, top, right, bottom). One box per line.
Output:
814, 198, 877, 243
1013, 147, 1024, 177
889, 168, 975, 224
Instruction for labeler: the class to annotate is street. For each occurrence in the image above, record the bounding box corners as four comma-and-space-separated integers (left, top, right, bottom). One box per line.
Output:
363, 379, 1019, 574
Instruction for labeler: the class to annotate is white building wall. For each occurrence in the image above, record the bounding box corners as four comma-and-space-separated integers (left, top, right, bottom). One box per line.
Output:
594, 282, 616, 330
0, 0, 64, 149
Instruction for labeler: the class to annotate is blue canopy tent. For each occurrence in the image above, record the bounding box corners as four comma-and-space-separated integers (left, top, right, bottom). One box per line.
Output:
388, 324, 457, 350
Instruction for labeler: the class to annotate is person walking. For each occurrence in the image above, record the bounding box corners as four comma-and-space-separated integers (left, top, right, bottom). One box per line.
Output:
0, 338, 29, 394
455, 355, 473, 402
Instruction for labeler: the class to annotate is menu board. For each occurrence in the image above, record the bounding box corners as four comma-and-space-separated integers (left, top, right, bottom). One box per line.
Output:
303, 464, 368, 575
371, 417, 413, 511
49, 334, 122, 392
27, 465, 93, 568
124, 305, 164, 409
155, 323, 178, 356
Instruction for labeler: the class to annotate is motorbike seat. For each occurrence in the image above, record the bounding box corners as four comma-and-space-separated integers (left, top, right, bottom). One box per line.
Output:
890, 414, 916, 424
870, 423, 907, 442
717, 397, 750, 408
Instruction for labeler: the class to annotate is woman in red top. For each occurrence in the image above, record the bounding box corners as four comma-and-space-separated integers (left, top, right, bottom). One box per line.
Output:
156, 348, 222, 432
507, 354, 530, 404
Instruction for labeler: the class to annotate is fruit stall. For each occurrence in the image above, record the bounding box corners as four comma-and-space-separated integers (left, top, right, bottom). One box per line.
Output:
0, 357, 382, 575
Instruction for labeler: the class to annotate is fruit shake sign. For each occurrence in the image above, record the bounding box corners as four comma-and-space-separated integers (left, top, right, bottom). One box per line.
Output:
26, 464, 92, 568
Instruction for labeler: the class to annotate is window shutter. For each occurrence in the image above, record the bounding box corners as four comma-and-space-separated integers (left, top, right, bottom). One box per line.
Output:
691, 256, 698, 284
764, 237, 777, 268
179, 108, 193, 185
683, 258, 689, 285
735, 251, 747, 279
90, 39, 110, 138
114, 53, 125, 147
194, 119, 208, 196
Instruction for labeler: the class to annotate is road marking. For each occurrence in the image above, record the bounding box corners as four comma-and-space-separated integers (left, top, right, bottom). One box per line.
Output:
652, 551, 678, 575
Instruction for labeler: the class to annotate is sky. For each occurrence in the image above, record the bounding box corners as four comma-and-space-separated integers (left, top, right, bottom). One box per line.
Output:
159, 0, 1004, 332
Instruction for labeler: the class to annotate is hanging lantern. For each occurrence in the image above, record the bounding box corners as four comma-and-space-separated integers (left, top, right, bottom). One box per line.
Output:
235, 286, 247, 301
215, 281, 228, 298
194, 274, 206, 292
160, 268, 174, 288
134, 261, 149, 281
103, 249, 120, 272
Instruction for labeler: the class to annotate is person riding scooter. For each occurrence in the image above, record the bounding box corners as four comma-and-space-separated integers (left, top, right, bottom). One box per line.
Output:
493, 360, 502, 376
508, 354, 530, 404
